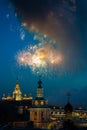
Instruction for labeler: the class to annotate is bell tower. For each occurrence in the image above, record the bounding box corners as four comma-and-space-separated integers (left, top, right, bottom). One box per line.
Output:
29, 79, 50, 129
36, 79, 43, 98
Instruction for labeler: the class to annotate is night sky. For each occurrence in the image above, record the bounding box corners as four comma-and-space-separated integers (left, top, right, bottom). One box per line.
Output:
0, 0, 87, 107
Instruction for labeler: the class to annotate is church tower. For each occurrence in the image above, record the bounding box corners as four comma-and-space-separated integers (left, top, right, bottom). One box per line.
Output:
13, 79, 22, 101
64, 93, 73, 121
36, 80, 43, 98
29, 79, 50, 129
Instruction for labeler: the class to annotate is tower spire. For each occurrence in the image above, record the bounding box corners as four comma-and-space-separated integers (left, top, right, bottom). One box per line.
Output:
64, 92, 73, 120
67, 92, 71, 103
38, 75, 42, 88
16, 77, 18, 84
13, 79, 22, 101
36, 77, 43, 98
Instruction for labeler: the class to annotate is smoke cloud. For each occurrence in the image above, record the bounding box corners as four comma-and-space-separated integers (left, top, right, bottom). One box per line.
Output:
11, 0, 87, 72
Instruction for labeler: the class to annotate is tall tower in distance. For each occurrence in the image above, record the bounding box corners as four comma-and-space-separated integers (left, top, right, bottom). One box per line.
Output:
13, 79, 22, 101
29, 78, 50, 129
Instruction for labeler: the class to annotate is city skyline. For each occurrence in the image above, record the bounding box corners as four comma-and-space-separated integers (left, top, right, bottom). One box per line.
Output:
0, 0, 87, 107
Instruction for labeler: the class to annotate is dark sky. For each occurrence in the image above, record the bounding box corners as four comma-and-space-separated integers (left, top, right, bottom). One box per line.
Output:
0, 0, 87, 107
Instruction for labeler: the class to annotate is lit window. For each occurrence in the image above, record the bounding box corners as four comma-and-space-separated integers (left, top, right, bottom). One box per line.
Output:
34, 112, 37, 120
35, 100, 38, 105
41, 101, 44, 105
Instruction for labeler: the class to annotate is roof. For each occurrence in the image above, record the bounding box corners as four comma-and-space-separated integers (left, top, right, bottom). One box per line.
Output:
64, 102, 73, 112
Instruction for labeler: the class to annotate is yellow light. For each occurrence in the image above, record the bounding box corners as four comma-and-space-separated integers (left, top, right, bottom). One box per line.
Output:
35, 100, 38, 105
41, 101, 44, 105
32, 48, 47, 67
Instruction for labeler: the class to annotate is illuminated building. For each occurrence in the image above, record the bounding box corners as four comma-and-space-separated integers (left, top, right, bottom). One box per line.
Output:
29, 79, 50, 129
13, 80, 22, 101
1, 79, 87, 129
2, 79, 33, 101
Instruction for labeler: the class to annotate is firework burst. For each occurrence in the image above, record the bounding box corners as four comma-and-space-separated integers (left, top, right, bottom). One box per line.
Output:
17, 38, 63, 75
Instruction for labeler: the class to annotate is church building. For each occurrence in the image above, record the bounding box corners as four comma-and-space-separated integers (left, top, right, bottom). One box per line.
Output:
29, 79, 50, 129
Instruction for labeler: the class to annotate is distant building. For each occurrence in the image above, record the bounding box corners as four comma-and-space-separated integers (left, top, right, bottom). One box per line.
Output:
64, 93, 73, 121
29, 79, 50, 129
13, 80, 22, 100
1, 79, 87, 129
2, 79, 33, 101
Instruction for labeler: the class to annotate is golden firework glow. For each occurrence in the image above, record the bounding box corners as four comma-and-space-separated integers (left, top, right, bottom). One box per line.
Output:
16, 28, 64, 75
50, 54, 63, 64
31, 48, 47, 68
17, 52, 32, 66
17, 43, 63, 74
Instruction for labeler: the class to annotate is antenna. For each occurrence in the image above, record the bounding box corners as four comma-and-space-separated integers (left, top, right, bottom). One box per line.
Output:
67, 92, 71, 103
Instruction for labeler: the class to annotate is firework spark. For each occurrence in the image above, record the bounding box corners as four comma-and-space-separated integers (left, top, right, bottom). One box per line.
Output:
17, 42, 63, 75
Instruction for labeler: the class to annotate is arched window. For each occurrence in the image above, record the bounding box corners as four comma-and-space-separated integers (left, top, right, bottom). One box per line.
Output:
34, 112, 37, 120
41, 112, 44, 121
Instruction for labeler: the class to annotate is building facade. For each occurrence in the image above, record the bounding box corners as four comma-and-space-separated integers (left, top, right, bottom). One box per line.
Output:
29, 79, 50, 129
2, 79, 33, 101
